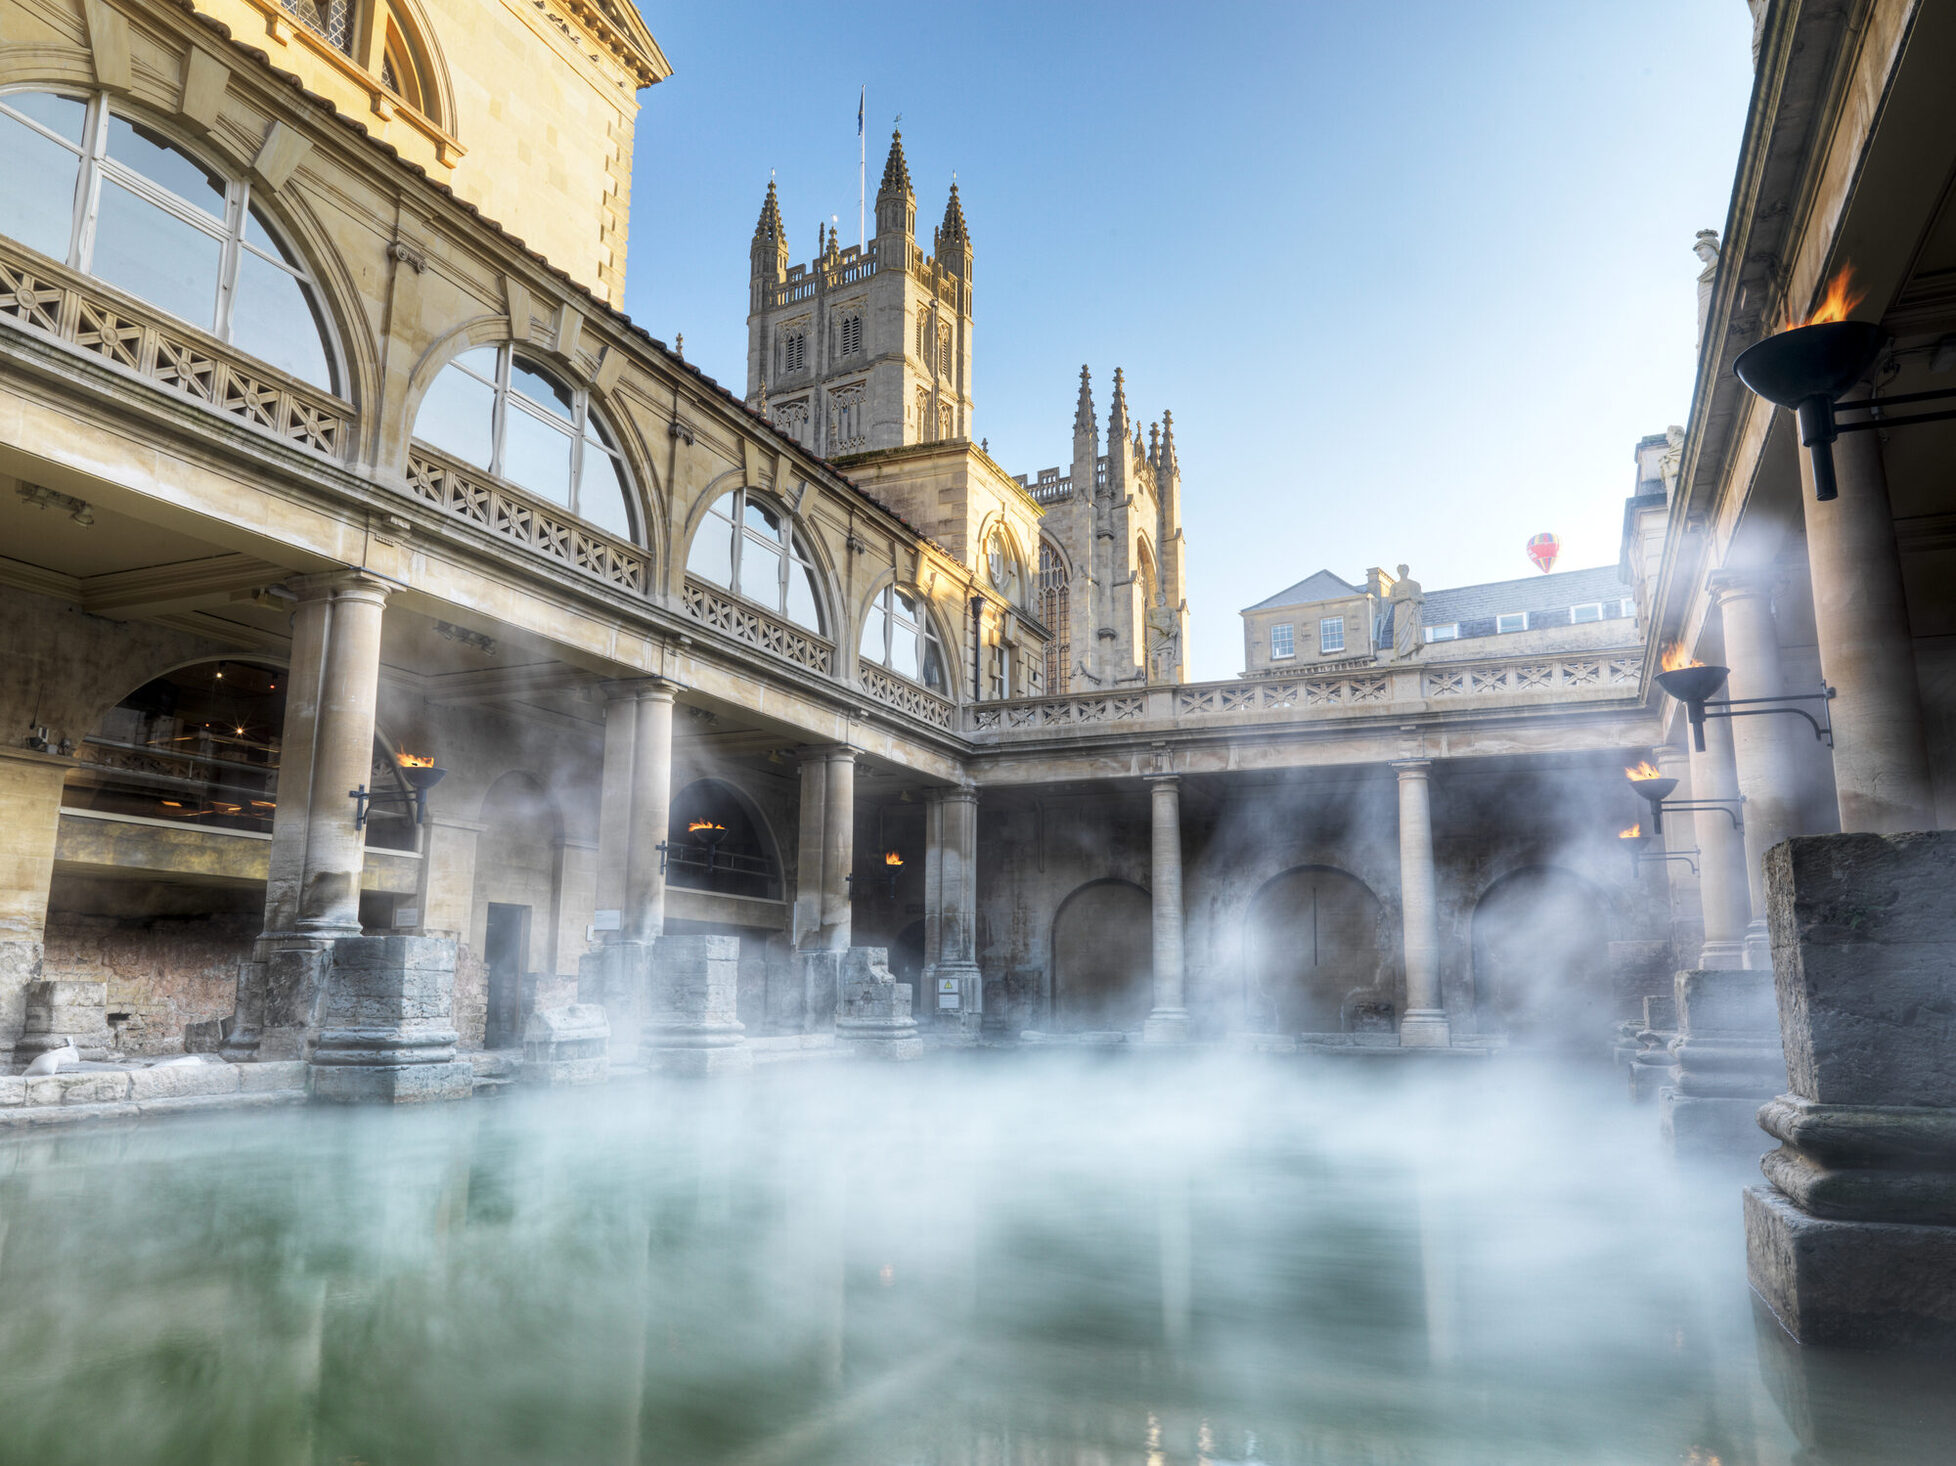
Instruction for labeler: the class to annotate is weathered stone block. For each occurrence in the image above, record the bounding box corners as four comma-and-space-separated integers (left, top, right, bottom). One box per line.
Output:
1744, 1185, 1956, 1347
28, 1070, 131, 1106
0, 1076, 24, 1107
309, 936, 470, 1104
520, 1003, 609, 1086
127, 1059, 240, 1101
580, 941, 648, 1066
1765, 832, 1956, 1107
836, 948, 922, 1061
14, 979, 115, 1064
237, 1060, 308, 1093
1660, 967, 1785, 1157
643, 936, 751, 1075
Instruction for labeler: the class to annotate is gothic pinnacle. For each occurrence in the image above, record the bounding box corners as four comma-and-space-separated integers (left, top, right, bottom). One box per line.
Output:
1149, 421, 1160, 464
1161, 409, 1177, 466
878, 128, 913, 198
1074, 365, 1094, 434
940, 180, 968, 244
752, 179, 784, 244
1109, 367, 1129, 432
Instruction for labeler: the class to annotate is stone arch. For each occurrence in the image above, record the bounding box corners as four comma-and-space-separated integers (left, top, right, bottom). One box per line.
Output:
852, 563, 958, 698
1470, 865, 1615, 1049
378, 0, 457, 131
1050, 878, 1153, 1032
1246, 865, 1396, 1035
678, 477, 841, 643
667, 777, 783, 901
1136, 534, 1159, 606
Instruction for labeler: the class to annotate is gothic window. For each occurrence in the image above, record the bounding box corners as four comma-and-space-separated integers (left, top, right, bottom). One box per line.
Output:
827, 383, 866, 453
686, 487, 825, 633
1038, 540, 1071, 696
1319, 616, 1347, 654
1136, 538, 1158, 607
938, 402, 953, 441
937, 323, 952, 379
0, 89, 341, 393
915, 308, 929, 361
413, 345, 637, 540
860, 585, 947, 692
916, 386, 932, 442
772, 396, 811, 447
280, 0, 352, 53
834, 310, 863, 360
987, 642, 1010, 700
779, 325, 807, 375
985, 528, 1023, 606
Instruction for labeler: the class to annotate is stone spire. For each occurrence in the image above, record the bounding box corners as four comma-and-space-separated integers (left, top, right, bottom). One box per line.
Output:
879, 128, 913, 196
1074, 365, 1095, 436
1160, 409, 1177, 471
1148, 421, 1161, 467
1108, 367, 1130, 439
874, 129, 916, 249
939, 181, 968, 245
751, 179, 786, 271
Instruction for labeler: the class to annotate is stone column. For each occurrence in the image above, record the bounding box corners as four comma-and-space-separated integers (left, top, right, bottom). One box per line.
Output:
1140, 774, 1189, 1043
1688, 708, 1749, 970
1745, 831, 1956, 1345
622, 682, 675, 943
227, 571, 391, 1058
1658, 966, 1785, 1156
642, 934, 752, 1075
922, 787, 982, 1040
0, 747, 69, 1052
309, 935, 473, 1103
1394, 761, 1450, 1047
1653, 746, 1704, 964
792, 750, 828, 950
820, 747, 856, 951
1797, 402, 1936, 833
1711, 572, 1806, 968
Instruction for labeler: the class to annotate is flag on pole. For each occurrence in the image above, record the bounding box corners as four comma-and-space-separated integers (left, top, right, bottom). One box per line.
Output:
857, 86, 865, 138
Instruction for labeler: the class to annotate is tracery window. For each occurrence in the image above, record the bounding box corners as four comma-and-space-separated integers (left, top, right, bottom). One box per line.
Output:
937, 323, 952, 378
860, 584, 947, 692
779, 325, 806, 375
915, 308, 929, 360
834, 310, 862, 360
916, 386, 931, 441
687, 487, 825, 632
938, 402, 953, 441
1038, 540, 1071, 695
413, 345, 636, 540
0, 89, 340, 393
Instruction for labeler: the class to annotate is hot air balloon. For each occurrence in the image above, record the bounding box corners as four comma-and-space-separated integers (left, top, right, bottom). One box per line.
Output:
1526, 533, 1561, 575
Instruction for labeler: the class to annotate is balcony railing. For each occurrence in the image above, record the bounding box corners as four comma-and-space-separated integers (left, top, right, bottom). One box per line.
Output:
857, 659, 956, 731
404, 446, 647, 594
0, 237, 351, 460
680, 576, 835, 677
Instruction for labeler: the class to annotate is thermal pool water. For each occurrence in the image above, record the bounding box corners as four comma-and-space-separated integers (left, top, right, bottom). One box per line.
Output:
0, 1054, 1946, 1465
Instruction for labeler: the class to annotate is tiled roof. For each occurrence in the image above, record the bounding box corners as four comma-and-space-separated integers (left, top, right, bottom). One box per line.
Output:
1242, 570, 1359, 613
1422, 564, 1627, 625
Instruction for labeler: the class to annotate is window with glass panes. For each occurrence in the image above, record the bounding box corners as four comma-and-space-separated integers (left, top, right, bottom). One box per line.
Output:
0, 89, 340, 393
685, 489, 825, 632
860, 585, 947, 691
1269, 622, 1296, 659
1319, 617, 1345, 654
412, 345, 636, 540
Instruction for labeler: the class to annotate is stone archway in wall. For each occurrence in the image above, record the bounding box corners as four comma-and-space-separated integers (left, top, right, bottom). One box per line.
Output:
1247, 866, 1395, 1035
1470, 866, 1614, 1051
1050, 879, 1153, 1033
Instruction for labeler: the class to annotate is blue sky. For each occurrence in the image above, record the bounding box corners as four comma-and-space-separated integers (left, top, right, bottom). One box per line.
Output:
625, 2, 1757, 680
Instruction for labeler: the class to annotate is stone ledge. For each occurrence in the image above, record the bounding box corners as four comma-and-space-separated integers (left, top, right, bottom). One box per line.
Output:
1745, 1184, 1956, 1347
0, 1088, 307, 1129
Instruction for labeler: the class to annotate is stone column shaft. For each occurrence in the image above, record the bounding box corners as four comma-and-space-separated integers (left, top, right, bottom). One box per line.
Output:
1798, 408, 1936, 833
923, 788, 982, 1035
1653, 746, 1704, 964
1141, 774, 1189, 1043
1689, 708, 1750, 969
622, 683, 675, 942
0, 748, 70, 1050
298, 575, 390, 934
793, 753, 828, 949
820, 749, 856, 950
1395, 761, 1450, 1047
593, 686, 639, 923
1713, 574, 1806, 967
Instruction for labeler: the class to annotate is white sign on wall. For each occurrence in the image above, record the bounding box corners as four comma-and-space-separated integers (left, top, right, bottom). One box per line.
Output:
937, 978, 961, 1011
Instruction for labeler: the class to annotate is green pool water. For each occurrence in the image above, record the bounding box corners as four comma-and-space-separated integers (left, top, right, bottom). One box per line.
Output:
0, 1056, 1945, 1465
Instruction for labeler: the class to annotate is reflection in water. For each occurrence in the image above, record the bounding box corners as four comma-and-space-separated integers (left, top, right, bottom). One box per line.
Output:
0, 1057, 1947, 1465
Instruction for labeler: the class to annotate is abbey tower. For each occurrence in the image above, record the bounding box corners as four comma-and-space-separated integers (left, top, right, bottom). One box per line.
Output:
745, 131, 1188, 693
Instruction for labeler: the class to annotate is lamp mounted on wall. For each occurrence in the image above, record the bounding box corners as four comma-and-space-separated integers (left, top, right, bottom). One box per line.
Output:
351, 752, 446, 829
656, 820, 728, 876
1624, 760, 1741, 837
1654, 647, 1834, 754
1732, 266, 1956, 502
1618, 823, 1700, 878
845, 850, 904, 900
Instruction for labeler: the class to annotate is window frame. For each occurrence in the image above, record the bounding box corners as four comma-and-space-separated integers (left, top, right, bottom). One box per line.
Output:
415, 343, 637, 540
0, 87, 344, 396
686, 486, 826, 633
1424, 623, 1459, 643
1571, 601, 1604, 624
859, 583, 948, 693
1319, 616, 1346, 655
1269, 622, 1296, 660
1496, 612, 1527, 635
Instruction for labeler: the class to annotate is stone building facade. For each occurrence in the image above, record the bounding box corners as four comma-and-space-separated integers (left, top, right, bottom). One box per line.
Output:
0, 0, 1947, 1106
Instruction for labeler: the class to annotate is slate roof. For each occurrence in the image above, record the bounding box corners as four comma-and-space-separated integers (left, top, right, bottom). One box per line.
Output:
1241, 570, 1360, 613
1421, 564, 1627, 626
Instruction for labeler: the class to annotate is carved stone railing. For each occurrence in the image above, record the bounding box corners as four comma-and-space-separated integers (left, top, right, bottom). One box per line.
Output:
0, 239, 350, 459
404, 447, 646, 593
1020, 471, 1073, 505
968, 653, 1646, 738
680, 577, 834, 676
857, 660, 955, 731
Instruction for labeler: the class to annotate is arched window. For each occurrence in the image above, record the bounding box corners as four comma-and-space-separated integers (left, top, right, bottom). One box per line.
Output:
860, 585, 947, 692
0, 89, 339, 393
378, 3, 437, 117
985, 527, 1023, 606
281, 0, 353, 54
915, 308, 929, 360
412, 345, 637, 541
1137, 537, 1159, 606
916, 386, 931, 441
1038, 539, 1071, 696
686, 487, 825, 632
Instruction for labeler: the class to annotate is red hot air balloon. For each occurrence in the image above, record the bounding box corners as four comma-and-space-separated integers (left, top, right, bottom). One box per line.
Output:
1526, 533, 1561, 575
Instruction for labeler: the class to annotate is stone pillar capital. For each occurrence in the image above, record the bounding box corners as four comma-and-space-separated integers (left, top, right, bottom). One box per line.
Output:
925, 784, 980, 807
599, 676, 676, 704
288, 568, 395, 607
1391, 758, 1432, 778
1144, 772, 1180, 789
1706, 566, 1779, 605
799, 742, 860, 765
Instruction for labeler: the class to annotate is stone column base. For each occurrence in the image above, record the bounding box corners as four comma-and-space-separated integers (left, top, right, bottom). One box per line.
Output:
643, 935, 752, 1076
922, 960, 982, 1046
1398, 1009, 1451, 1048
1744, 1185, 1956, 1347
1140, 1007, 1190, 1045
838, 948, 922, 1061
13, 980, 115, 1064
519, 1003, 610, 1086
1659, 1088, 1769, 1157
308, 936, 470, 1104
579, 940, 650, 1067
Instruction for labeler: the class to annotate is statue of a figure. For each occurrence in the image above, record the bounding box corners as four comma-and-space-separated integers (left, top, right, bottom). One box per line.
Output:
1693, 230, 1721, 347
1389, 564, 1424, 660
1145, 603, 1179, 683
1660, 424, 1685, 499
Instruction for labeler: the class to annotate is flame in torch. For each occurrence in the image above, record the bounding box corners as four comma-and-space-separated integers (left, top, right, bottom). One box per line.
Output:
397, 752, 436, 768
1625, 760, 1664, 783
1619, 823, 1643, 840
884, 851, 904, 867
1783, 262, 1866, 332
1660, 643, 1704, 673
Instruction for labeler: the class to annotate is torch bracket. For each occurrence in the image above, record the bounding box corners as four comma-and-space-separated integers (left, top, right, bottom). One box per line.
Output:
844, 870, 901, 900
1632, 847, 1701, 879
1700, 686, 1835, 747
1656, 797, 1745, 832
349, 783, 431, 830
1831, 384, 1956, 436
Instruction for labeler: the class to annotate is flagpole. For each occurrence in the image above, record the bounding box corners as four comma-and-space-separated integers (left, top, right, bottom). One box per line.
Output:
857, 85, 866, 249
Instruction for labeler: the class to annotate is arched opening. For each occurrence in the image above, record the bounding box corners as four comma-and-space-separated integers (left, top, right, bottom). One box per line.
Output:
412, 345, 639, 540
1136, 537, 1159, 608
1471, 867, 1614, 1050
1038, 539, 1071, 695
1247, 866, 1395, 1035
859, 583, 948, 692
984, 525, 1024, 607
685, 487, 827, 633
1050, 879, 1153, 1032
470, 772, 563, 1049
0, 88, 343, 393
667, 780, 782, 902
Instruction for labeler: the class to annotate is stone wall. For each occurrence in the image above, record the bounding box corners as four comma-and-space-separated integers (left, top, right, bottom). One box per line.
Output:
41, 909, 256, 1056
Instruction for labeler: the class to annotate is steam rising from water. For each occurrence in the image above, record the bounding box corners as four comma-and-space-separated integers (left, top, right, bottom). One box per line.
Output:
0, 1058, 1944, 1464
